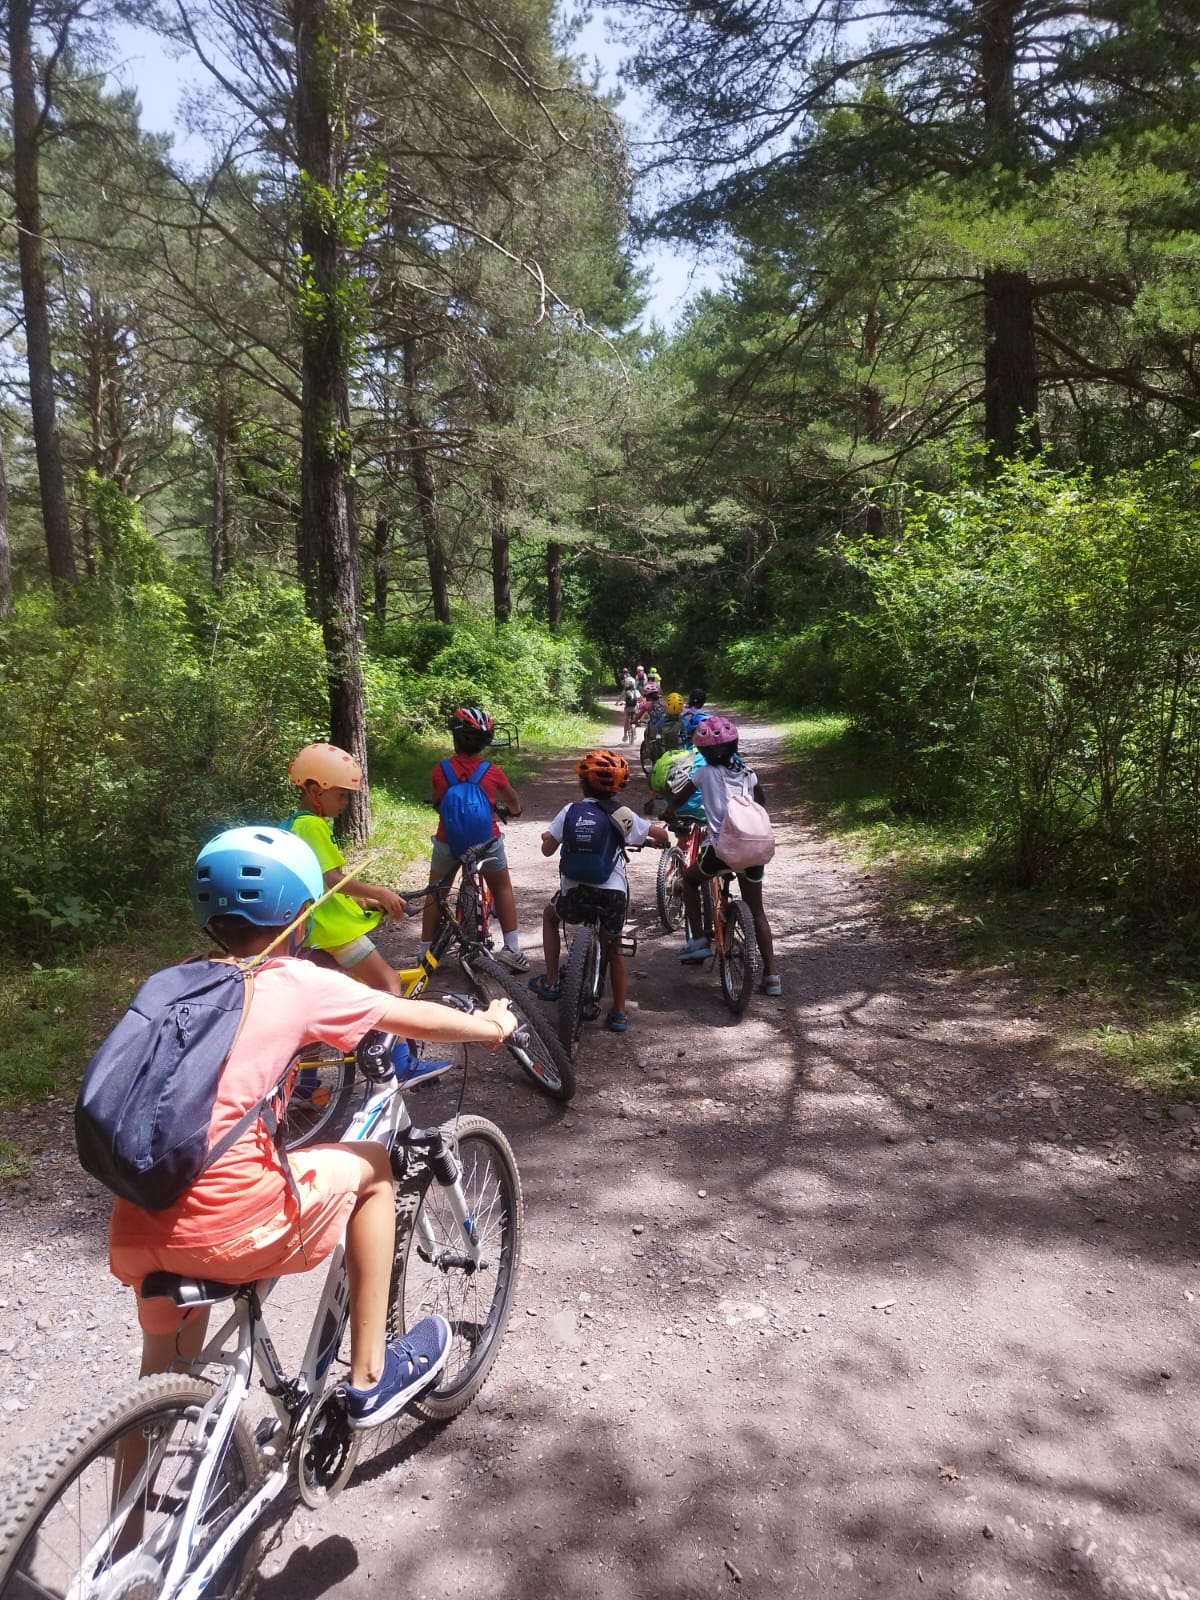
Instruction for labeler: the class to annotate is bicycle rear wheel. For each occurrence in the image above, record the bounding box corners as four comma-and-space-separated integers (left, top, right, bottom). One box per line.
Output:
467, 954, 577, 1101
719, 898, 761, 1016
0, 1375, 262, 1600
283, 1046, 357, 1149
455, 877, 496, 948
389, 1115, 523, 1421
656, 846, 686, 932
558, 927, 601, 1057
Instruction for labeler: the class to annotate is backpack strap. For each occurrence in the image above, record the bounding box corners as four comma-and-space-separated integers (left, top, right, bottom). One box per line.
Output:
439, 759, 458, 789
469, 762, 490, 786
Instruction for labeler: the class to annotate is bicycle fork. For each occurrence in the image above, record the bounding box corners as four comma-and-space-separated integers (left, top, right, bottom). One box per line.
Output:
396, 1125, 485, 1269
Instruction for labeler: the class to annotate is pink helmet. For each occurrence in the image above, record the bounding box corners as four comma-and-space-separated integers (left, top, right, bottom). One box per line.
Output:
694, 715, 738, 747
635, 664, 644, 674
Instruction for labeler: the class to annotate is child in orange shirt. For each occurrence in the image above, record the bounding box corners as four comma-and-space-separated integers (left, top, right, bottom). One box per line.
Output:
108, 826, 517, 1429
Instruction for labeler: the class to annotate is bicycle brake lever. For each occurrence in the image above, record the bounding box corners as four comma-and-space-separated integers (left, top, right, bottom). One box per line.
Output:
441, 993, 478, 1013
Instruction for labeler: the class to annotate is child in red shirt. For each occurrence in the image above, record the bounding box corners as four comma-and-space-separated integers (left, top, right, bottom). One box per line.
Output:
421, 707, 528, 972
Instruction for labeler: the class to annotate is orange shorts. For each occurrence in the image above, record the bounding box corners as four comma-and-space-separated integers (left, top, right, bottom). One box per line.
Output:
110, 1146, 366, 1336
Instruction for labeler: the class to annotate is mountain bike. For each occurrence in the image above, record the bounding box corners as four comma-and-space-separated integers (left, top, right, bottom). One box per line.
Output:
286, 840, 576, 1132
557, 919, 638, 1057
656, 818, 703, 933
682, 869, 762, 1016
0, 1005, 522, 1600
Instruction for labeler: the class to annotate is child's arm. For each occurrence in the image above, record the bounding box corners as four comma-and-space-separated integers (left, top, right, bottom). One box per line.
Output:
662, 780, 698, 822
323, 867, 406, 920
646, 822, 669, 848
378, 994, 518, 1047
752, 780, 769, 812
541, 830, 561, 858
495, 775, 522, 817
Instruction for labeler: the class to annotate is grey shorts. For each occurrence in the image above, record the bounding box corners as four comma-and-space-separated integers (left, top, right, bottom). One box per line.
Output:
429, 834, 508, 879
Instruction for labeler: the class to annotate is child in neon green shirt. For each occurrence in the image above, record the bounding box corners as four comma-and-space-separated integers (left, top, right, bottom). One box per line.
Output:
283, 742, 407, 995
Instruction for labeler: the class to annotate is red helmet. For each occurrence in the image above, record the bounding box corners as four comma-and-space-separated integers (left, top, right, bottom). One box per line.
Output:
449, 706, 494, 737
575, 749, 630, 793
694, 715, 738, 747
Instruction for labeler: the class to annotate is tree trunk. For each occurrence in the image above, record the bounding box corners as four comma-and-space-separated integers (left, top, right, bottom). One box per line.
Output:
9, 0, 75, 584
0, 428, 12, 620
295, 0, 369, 843
402, 333, 450, 623
978, 0, 1040, 457
546, 539, 563, 630
211, 367, 232, 588
489, 468, 511, 622
373, 512, 389, 623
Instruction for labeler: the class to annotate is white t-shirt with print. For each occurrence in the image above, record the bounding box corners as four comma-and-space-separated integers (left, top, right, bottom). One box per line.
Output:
547, 801, 652, 893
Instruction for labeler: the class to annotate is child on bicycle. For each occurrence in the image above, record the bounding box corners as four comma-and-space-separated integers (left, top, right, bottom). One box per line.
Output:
621, 674, 639, 743
284, 743, 408, 996
658, 692, 687, 751
662, 716, 782, 996
108, 825, 519, 1428
421, 707, 529, 973
529, 749, 667, 1032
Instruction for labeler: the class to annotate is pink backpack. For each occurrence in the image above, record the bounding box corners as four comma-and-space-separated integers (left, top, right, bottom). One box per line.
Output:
715, 772, 776, 870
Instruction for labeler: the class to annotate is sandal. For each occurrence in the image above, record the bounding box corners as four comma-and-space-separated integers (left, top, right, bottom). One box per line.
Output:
606, 1010, 629, 1033
528, 973, 559, 1002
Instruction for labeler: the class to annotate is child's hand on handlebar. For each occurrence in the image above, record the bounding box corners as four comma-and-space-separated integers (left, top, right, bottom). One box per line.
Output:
485, 998, 518, 1040
370, 888, 407, 920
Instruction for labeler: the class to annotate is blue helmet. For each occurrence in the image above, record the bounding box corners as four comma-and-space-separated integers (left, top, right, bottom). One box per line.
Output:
191, 826, 324, 929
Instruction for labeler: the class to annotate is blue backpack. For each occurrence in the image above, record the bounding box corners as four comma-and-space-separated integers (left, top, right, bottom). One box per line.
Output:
74, 960, 289, 1212
560, 799, 625, 886
438, 760, 495, 859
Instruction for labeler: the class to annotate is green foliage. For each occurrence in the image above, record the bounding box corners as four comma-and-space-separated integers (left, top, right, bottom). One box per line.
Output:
0, 576, 596, 952
0, 575, 326, 952
82, 472, 169, 587
840, 453, 1200, 918
365, 618, 599, 751
716, 627, 842, 705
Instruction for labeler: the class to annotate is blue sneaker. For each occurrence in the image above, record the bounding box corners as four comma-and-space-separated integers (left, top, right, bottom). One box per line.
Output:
676, 936, 712, 961
344, 1316, 451, 1430
390, 1040, 454, 1088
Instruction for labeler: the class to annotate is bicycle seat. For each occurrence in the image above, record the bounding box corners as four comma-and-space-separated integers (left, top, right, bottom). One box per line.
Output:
141, 1272, 255, 1307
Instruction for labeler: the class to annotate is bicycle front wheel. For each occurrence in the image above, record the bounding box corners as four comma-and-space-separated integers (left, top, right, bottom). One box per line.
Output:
558, 927, 601, 1057
719, 898, 761, 1015
0, 1374, 262, 1600
389, 1115, 523, 1422
467, 954, 577, 1101
283, 1045, 357, 1150
656, 845, 686, 932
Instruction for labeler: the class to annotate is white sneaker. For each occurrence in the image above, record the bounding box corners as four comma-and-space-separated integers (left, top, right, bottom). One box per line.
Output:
494, 946, 531, 974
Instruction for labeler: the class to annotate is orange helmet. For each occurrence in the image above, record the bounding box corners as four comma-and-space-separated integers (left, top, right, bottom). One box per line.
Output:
575, 749, 630, 793
288, 743, 363, 791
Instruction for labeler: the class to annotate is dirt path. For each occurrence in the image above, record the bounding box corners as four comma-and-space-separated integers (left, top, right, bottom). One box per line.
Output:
3, 706, 1200, 1599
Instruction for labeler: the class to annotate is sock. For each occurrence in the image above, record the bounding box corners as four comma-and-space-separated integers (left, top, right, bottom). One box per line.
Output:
419, 942, 431, 958
503, 930, 521, 953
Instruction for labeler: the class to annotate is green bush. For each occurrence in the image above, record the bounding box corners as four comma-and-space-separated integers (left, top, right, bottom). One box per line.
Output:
0, 575, 325, 950
840, 454, 1200, 915
0, 563, 599, 951
716, 627, 843, 705
366, 618, 598, 751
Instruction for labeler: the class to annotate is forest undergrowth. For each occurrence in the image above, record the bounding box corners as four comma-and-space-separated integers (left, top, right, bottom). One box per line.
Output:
776, 708, 1200, 1099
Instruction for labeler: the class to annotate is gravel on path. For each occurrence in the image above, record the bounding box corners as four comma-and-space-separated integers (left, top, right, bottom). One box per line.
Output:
2, 704, 1198, 1600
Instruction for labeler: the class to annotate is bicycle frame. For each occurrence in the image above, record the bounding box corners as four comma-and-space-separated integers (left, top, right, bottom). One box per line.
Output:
131, 1067, 480, 1600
